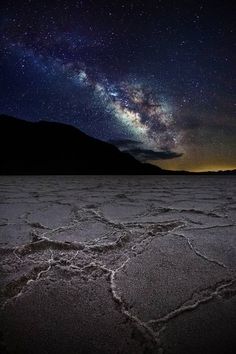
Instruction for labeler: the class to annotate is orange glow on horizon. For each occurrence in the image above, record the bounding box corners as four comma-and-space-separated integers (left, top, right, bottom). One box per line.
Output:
149, 160, 236, 173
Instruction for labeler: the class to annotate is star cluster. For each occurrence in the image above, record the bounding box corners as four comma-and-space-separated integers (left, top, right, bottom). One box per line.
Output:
1, 0, 235, 171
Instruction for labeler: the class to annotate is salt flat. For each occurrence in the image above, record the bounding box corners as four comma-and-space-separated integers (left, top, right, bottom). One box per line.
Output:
0, 176, 236, 354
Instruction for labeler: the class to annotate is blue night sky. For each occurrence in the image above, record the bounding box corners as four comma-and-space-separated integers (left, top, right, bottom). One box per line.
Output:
1, 0, 235, 171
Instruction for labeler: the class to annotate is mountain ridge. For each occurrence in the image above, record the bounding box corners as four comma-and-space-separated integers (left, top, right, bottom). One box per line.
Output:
0, 115, 235, 175
0, 115, 169, 174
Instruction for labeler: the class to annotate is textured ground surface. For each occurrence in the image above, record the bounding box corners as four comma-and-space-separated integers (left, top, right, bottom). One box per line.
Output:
0, 176, 236, 354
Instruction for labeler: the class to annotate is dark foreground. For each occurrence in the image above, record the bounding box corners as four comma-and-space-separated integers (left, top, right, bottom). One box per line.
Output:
0, 176, 236, 354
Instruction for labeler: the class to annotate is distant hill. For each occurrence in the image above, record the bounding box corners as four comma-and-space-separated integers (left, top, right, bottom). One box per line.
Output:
0, 115, 170, 174
0, 115, 235, 175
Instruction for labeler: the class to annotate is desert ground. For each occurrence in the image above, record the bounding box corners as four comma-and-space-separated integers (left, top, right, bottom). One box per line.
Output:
0, 176, 236, 354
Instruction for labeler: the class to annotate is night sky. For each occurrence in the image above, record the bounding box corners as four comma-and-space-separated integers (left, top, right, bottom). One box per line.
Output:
1, 0, 235, 171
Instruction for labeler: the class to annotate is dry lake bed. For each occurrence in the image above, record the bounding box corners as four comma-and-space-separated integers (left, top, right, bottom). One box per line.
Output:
0, 176, 236, 354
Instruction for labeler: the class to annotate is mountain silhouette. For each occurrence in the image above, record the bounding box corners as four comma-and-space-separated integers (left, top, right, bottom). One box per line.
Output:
1, 115, 235, 175
0, 115, 174, 174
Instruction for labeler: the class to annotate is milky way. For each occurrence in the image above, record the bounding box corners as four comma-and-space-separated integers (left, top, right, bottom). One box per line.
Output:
1, 0, 235, 171
5, 41, 181, 154
69, 65, 181, 150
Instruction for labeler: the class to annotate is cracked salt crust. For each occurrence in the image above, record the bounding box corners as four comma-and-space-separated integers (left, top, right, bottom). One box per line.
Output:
0, 176, 236, 354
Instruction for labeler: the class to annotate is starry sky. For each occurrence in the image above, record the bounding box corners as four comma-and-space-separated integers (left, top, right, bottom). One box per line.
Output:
1, 0, 236, 171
